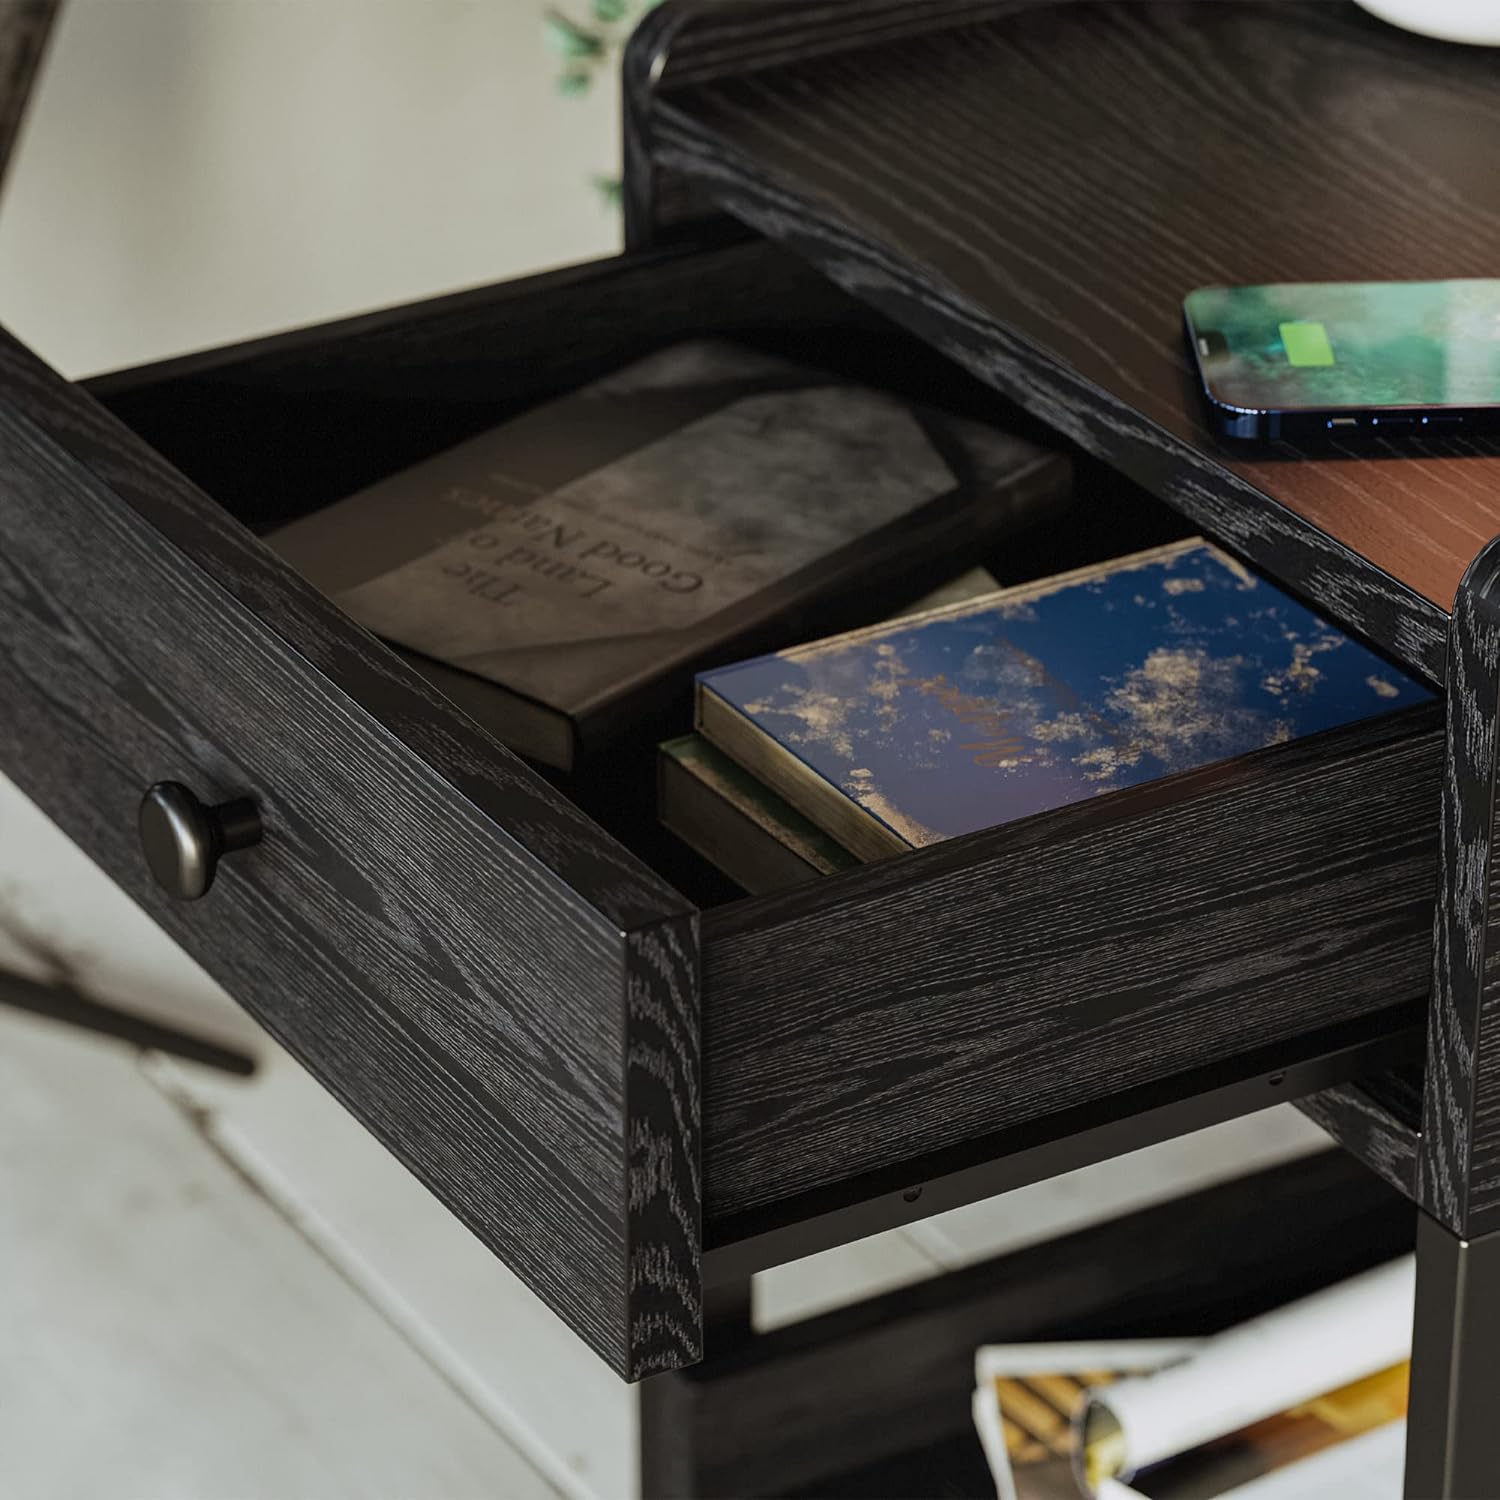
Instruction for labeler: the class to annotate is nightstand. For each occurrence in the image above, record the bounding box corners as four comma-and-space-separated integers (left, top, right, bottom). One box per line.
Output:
3, 4, 1497, 1495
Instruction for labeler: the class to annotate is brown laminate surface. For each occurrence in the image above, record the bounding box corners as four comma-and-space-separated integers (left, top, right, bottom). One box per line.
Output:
657, 1, 1500, 673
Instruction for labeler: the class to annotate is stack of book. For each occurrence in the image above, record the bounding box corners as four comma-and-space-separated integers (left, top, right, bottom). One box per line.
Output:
259, 331, 1432, 883
661, 538, 1432, 895
267, 340, 1071, 770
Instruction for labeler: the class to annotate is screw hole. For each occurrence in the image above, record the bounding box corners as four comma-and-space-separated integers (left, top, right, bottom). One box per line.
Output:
902, 1187, 922, 1204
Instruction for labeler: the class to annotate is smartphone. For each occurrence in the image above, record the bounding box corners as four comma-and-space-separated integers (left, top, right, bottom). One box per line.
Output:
1183, 280, 1500, 440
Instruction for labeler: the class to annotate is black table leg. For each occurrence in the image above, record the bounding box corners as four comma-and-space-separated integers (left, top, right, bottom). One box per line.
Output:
1405, 1215, 1500, 1500
640, 1277, 753, 1499
1409, 535, 1500, 1498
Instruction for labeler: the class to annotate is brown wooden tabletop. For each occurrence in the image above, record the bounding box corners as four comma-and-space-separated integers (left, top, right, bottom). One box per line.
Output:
652, 0, 1500, 680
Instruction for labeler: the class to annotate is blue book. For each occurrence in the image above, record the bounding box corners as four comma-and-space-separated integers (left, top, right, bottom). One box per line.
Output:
695, 539, 1432, 860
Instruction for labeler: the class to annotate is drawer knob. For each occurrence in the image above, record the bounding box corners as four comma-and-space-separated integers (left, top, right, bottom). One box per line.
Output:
138, 782, 261, 901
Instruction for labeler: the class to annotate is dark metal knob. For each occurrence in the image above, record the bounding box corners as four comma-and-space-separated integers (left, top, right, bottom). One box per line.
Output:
138, 782, 261, 901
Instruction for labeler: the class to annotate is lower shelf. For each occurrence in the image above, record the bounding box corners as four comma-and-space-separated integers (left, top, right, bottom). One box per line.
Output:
642, 1149, 1414, 1499
786, 1434, 993, 1500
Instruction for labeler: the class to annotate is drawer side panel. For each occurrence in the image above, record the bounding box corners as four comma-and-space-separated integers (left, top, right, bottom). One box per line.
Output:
702, 716, 1440, 1220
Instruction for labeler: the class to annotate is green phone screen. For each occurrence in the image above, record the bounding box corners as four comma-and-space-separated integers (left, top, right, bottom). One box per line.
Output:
1184, 280, 1500, 412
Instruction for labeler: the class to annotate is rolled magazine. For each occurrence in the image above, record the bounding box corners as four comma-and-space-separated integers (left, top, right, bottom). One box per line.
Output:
1079, 1256, 1413, 1490
1100, 1422, 1405, 1500
974, 1342, 1201, 1500
973, 1256, 1412, 1500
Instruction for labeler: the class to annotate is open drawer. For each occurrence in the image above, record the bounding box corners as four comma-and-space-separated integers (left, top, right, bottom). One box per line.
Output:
0, 234, 1440, 1380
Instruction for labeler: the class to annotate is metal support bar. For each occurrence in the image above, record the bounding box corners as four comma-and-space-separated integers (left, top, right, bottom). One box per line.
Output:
1405, 1213, 1500, 1500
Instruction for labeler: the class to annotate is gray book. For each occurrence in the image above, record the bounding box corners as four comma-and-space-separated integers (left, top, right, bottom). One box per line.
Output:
268, 341, 1070, 768
659, 734, 859, 895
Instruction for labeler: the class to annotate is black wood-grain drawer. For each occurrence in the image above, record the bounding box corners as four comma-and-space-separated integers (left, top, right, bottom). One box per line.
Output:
0, 236, 1440, 1381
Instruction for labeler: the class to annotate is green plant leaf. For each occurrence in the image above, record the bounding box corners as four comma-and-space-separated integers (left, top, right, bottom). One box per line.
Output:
591, 0, 628, 21
543, 10, 605, 59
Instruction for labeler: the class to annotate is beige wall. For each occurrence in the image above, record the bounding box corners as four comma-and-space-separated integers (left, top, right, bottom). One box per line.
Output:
0, 0, 622, 378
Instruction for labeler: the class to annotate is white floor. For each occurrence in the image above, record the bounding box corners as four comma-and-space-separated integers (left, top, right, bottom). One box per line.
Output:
0, 9, 1339, 1495
0, 1007, 556, 1500
0, 969, 1332, 1500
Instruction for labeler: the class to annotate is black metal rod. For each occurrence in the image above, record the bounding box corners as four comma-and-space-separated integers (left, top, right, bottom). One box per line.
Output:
0, 966, 256, 1076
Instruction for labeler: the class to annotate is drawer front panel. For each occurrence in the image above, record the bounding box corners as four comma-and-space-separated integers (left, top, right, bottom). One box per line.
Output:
702, 712, 1439, 1224
0, 362, 698, 1378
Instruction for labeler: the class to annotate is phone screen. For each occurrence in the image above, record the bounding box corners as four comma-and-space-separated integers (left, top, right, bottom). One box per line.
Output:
1184, 280, 1500, 417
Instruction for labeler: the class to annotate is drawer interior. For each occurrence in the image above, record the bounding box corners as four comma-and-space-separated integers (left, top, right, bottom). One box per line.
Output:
91, 236, 1067, 536
86, 234, 1193, 912
81, 233, 1436, 1255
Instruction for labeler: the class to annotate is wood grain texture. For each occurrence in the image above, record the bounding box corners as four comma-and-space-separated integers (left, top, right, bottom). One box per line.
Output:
701, 709, 1440, 1220
0, 336, 700, 1377
654, 1151, 1410, 1498
622, 1, 699, 250
638, 0, 1039, 91
622, 0, 1046, 245
0, 0, 56, 192
1420, 536, 1500, 1241
641, 0, 1500, 680
626, 919, 701, 1369
1296, 1068, 1422, 1200
706, 1010, 1420, 1275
